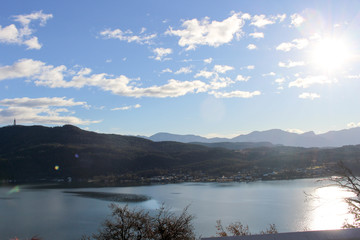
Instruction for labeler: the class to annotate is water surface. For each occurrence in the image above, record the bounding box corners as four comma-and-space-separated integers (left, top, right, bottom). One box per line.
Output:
0, 179, 352, 240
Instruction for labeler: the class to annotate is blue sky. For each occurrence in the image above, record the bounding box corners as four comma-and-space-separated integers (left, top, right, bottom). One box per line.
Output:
1, 0, 360, 137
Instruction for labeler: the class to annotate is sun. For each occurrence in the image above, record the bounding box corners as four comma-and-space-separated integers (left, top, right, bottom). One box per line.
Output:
310, 37, 351, 73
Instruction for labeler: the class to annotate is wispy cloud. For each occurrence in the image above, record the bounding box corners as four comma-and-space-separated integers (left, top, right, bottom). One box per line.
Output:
161, 68, 172, 73
299, 92, 320, 100
262, 72, 276, 77
276, 38, 309, 52
111, 104, 141, 111
100, 28, 156, 44
249, 32, 264, 38
210, 90, 261, 98
175, 66, 192, 74
242, 65, 255, 70
289, 75, 334, 88
278, 60, 305, 68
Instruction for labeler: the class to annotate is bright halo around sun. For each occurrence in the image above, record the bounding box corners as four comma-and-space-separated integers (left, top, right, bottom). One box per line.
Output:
310, 37, 351, 72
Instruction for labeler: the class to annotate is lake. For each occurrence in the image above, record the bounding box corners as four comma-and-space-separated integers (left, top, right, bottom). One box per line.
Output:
0, 179, 353, 240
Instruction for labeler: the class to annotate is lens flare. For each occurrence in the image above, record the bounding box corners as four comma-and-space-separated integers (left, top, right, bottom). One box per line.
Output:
7, 185, 20, 195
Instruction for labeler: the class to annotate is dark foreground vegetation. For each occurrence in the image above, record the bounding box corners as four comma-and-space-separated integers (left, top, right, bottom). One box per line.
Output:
80, 204, 278, 240
2, 125, 360, 183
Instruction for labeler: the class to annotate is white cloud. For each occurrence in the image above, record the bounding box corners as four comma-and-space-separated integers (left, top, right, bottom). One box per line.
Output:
290, 13, 305, 27
194, 70, 214, 79
0, 11, 52, 50
348, 122, 360, 128
262, 72, 276, 76
249, 32, 264, 38
210, 90, 261, 98
13, 10, 53, 26
276, 38, 309, 52
347, 74, 360, 79
236, 75, 250, 81
0, 24, 20, 44
299, 92, 320, 100
100, 28, 156, 44
250, 15, 275, 28
23, 36, 41, 49
161, 68, 172, 73
209, 76, 234, 90
247, 44, 257, 50
245, 65, 255, 70
278, 60, 305, 68
0, 97, 97, 125
195, 65, 240, 90
250, 14, 285, 28
0, 97, 86, 108
286, 128, 304, 134
241, 13, 251, 20
204, 57, 213, 64
214, 64, 234, 73
166, 12, 245, 50
111, 104, 141, 111
289, 75, 334, 88
152, 48, 172, 61
0, 58, 208, 98
0, 58, 45, 80
175, 66, 192, 74
277, 14, 287, 22
275, 78, 285, 84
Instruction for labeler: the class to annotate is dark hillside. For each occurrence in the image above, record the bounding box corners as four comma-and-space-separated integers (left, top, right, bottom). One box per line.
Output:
1, 125, 360, 182
0, 125, 249, 181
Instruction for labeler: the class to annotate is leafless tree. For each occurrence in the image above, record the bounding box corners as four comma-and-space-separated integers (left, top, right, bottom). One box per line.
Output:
82, 204, 196, 240
328, 161, 360, 228
215, 220, 277, 237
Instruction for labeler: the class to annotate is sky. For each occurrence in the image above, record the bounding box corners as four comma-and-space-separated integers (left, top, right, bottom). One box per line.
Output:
1, 0, 360, 138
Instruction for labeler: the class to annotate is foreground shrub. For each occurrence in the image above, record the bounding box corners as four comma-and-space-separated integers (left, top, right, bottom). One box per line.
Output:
215, 220, 277, 236
82, 203, 196, 240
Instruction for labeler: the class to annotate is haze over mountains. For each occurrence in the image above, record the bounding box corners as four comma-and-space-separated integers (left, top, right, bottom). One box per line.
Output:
145, 128, 360, 148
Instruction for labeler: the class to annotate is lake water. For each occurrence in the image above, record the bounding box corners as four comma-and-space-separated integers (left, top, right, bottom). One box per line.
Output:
0, 179, 353, 240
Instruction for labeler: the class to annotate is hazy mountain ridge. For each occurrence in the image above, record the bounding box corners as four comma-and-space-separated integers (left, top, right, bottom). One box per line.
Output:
145, 128, 360, 147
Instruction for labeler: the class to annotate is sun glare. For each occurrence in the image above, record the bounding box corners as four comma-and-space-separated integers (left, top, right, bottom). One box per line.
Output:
310, 37, 351, 72
309, 186, 354, 230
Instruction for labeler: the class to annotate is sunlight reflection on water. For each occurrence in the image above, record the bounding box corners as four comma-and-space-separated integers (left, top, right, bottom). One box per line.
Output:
309, 186, 354, 230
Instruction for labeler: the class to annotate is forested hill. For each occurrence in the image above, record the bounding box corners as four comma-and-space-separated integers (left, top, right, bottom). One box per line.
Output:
0, 125, 251, 181
1, 125, 360, 182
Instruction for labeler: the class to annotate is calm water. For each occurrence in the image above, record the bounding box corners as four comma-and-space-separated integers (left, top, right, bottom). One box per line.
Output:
0, 179, 353, 240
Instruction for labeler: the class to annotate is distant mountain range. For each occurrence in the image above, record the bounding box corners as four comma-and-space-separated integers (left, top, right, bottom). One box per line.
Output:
144, 128, 360, 148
